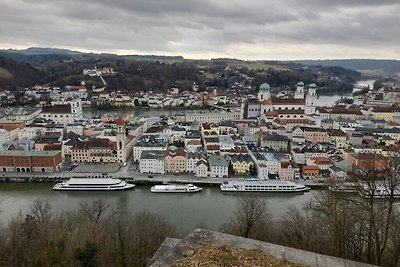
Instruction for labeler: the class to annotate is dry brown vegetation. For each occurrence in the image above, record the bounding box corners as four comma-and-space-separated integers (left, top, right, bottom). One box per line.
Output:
0, 199, 175, 267
173, 243, 307, 267
0, 67, 13, 80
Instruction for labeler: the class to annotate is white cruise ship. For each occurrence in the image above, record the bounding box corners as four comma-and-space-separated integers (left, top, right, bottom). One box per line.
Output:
328, 182, 360, 193
359, 185, 400, 199
220, 179, 309, 193
53, 178, 135, 191
150, 184, 202, 193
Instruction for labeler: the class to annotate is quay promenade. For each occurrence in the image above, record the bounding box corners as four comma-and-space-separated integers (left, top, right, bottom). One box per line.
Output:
0, 164, 327, 189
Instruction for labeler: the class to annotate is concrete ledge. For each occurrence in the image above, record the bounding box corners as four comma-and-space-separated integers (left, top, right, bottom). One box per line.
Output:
148, 229, 377, 267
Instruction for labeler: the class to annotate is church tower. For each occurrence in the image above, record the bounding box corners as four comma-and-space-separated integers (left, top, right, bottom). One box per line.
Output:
258, 83, 271, 101
305, 83, 317, 114
116, 117, 126, 163
295, 81, 305, 99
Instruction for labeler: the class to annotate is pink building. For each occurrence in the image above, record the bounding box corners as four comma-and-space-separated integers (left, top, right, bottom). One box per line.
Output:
303, 127, 329, 144
278, 161, 298, 180
326, 128, 347, 143
164, 146, 187, 173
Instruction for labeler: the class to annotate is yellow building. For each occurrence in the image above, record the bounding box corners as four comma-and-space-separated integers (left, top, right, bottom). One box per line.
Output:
378, 136, 396, 146
211, 125, 220, 135
335, 139, 349, 149
231, 155, 254, 175
372, 112, 394, 121
201, 123, 220, 136
371, 106, 400, 122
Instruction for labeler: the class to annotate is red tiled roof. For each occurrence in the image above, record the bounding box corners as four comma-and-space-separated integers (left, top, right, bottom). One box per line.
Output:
260, 98, 306, 105
259, 99, 273, 105
165, 147, 187, 157
271, 98, 306, 105
303, 165, 320, 171
326, 128, 347, 137
206, 144, 220, 150
372, 105, 400, 113
280, 160, 296, 168
386, 121, 400, 126
330, 107, 363, 115
349, 153, 387, 160
41, 104, 71, 114
274, 118, 316, 125
43, 144, 62, 150
116, 117, 124, 126
265, 109, 305, 116
311, 157, 332, 165
73, 139, 117, 150
187, 140, 202, 146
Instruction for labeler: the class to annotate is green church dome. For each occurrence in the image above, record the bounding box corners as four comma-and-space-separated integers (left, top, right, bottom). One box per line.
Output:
259, 83, 271, 91
297, 81, 304, 86
308, 83, 317, 88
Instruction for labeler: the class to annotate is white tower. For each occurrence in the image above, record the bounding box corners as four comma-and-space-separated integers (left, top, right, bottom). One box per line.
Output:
116, 117, 126, 162
258, 83, 271, 101
295, 81, 305, 99
306, 83, 317, 114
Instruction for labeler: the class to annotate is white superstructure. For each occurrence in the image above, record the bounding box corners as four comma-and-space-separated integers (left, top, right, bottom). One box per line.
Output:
150, 183, 202, 193
53, 178, 135, 191
359, 184, 400, 199
220, 179, 309, 193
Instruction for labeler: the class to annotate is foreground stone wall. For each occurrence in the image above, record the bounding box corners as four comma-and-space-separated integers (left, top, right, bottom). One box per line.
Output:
149, 229, 377, 267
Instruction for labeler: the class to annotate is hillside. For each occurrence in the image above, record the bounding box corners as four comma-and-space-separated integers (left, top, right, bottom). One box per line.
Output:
0, 47, 184, 63
0, 56, 45, 90
0, 48, 362, 93
294, 59, 400, 77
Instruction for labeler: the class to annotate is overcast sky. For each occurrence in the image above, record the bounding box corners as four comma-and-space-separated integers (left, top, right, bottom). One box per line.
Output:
1, 0, 399, 60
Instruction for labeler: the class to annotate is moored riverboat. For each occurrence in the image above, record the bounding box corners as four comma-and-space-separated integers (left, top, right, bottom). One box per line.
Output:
53, 178, 135, 191
220, 179, 309, 192
150, 183, 202, 193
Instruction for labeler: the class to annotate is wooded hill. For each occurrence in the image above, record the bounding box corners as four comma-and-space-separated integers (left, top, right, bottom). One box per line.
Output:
0, 48, 363, 93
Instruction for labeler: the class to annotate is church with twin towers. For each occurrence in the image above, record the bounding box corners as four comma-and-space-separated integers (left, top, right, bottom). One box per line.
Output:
241, 82, 318, 119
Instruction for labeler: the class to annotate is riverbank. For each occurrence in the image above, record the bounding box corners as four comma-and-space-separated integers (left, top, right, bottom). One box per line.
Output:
0, 172, 327, 189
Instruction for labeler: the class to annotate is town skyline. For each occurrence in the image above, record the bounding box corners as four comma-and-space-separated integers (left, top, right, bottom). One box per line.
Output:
1, 0, 400, 60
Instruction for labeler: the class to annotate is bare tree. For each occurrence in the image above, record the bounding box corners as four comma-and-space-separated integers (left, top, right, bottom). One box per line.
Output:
79, 199, 110, 225
221, 195, 270, 240
130, 211, 176, 267
279, 204, 320, 252
350, 156, 400, 265
30, 198, 51, 223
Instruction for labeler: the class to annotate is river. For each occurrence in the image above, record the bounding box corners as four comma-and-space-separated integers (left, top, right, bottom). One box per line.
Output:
83, 80, 374, 118
83, 95, 347, 118
83, 108, 207, 119
0, 183, 315, 235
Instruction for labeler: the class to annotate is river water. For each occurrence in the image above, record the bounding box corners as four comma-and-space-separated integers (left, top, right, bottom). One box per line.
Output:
83, 95, 345, 118
83, 80, 374, 118
0, 183, 314, 235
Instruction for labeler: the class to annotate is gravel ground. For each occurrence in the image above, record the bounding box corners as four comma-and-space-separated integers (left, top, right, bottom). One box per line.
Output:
173, 244, 308, 267
72, 163, 121, 173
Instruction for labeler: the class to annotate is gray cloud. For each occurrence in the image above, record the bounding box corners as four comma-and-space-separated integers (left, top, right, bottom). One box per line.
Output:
0, 0, 399, 59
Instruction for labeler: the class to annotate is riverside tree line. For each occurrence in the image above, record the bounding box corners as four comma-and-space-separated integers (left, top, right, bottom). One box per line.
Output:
0, 158, 399, 266
221, 157, 400, 267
